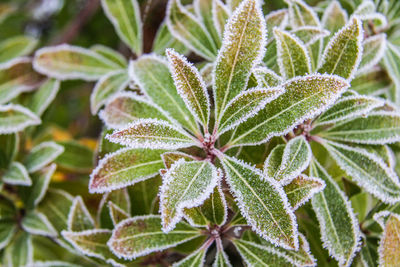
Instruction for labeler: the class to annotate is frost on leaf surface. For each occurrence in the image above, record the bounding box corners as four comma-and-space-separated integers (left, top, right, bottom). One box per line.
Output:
108, 215, 200, 259
89, 148, 165, 193
221, 155, 298, 250
67, 196, 95, 232
375, 212, 400, 266
230, 74, 349, 146
310, 159, 361, 267
253, 67, 282, 88
286, 0, 320, 28
0, 104, 40, 134
3, 162, 31, 186
166, 49, 210, 129
322, 140, 400, 203
106, 119, 196, 150
173, 247, 207, 267
24, 141, 64, 173
358, 33, 387, 74
213, 0, 266, 123
291, 26, 330, 46
160, 159, 218, 232
161, 151, 195, 169
321, 1, 348, 34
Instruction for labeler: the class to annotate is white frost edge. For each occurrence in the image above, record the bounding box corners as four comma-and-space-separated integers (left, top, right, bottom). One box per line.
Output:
90, 69, 129, 115
27, 141, 64, 173
222, 155, 299, 251
67, 196, 95, 231
108, 214, 200, 260
159, 159, 219, 232
290, 174, 326, 210
96, 188, 131, 223
286, 0, 321, 28
310, 160, 362, 267
106, 118, 197, 150
33, 44, 120, 81
253, 66, 283, 87
357, 33, 387, 75
108, 201, 130, 226
265, 9, 289, 33
27, 261, 81, 267
0, 104, 41, 134
172, 246, 207, 267
35, 79, 61, 116
3, 161, 31, 186
290, 26, 330, 46
321, 0, 348, 29
22, 211, 57, 237
374, 211, 400, 267
33, 163, 57, 206
317, 17, 364, 82
89, 147, 160, 194
212, 0, 230, 37
213, 244, 233, 267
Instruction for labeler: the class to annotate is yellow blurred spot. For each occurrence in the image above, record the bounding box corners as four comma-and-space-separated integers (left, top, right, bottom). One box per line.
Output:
79, 138, 97, 150
51, 127, 72, 141
52, 171, 67, 182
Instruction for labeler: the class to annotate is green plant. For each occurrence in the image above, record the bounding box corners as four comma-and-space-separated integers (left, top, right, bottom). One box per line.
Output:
0, 0, 400, 266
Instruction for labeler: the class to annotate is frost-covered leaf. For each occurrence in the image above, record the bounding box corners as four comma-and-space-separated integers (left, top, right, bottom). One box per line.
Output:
321, 1, 348, 34
160, 159, 218, 232
291, 26, 330, 46
212, 0, 230, 37
213, 0, 266, 123
54, 140, 94, 173
0, 35, 37, 66
318, 18, 363, 80
374, 212, 400, 266
107, 119, 196, 150
167, 0, 217, 60
286, 0, 320, 28
322, 140, 400, 204
28, 79, 60, 116
101, 0, 142, 55
195, 0, 221, 48
108, 202, 129, 225
0, 58, 44, 104
33, 44, 121, 81
265, 136, 311, 185
0, 219, 16, 250
67, 196, 95, 232
310, 159, 361, 267
218, 87, 283, 135
89, 148, 165, 193
383, 43, 400, 105
91, 44, 128, 68
21, 211, 57, 237
20, 163, 56, 209
253, 67, 282, 88
90, 70, 129, 114
173, 247, 207, 267
229, 74, 349, 146
358, 34, 387, 74
162, 151, 195, 169
351, 68, 391, 96
0, 197, 16, 219
129, 55, 198, 133
221, 155, 298, 250
153, 21, 187, 56
3, 232, 32, 267
97, 189, 131, 228
314, 95, 384, 126
166, 49, 210, 129
274, 28, 311, 80
108, 215, 201, 259
213, 244, 232, 267
284, 174, 325, 210
0, 104, 40, 134
265, 9, 288, 38
99, 92, 171, 129
263, 144, 285, 178
24, 141, 64, 173
321, 111, 400, 144
3, 161, 31, 186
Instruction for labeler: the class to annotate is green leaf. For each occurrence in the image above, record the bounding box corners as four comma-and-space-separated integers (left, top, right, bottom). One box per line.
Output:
0, 35, 38, 66
0, 133, 18, 169
314, 94, 384, 126
33, 44, 121, 81
108, 202, 129, 225
160, 159, 219, 231
374, 212, 400, 266
129, 177, 161, 216
101, 0, 142, 55
54, 141, 94, 173
318, 17, 363, 80
291, 26, 330, 46
0, 58, 45, 104
284, 174, 325, 210
28, 78, 60, 116
24, 141, 64, 173
310, 159, 361, 266
265, 9, 288, 38
153, 21, 188, 56
0, 4, 15, 24
253, 67, 282, 88
322, 140, 400, 203
286, 0, 320, 28
21, 212, 57, 237
213, 244, 232, 267
89, 148, 165, 193
274, 28, 311, 80
38, 189, 74, 233
20, 163, 57, 209
107, 119, 196, 150
67, 196, 95, 232
162, 151, 196, 169
265, 136, 312, 184
173, 247, 207, 266
166, 49, 210, 129
383, 43, 400, 105
350, 68, 391, 95
2, 161, 31, 186
108, 215, 201, 259
90, 44, 128, 68
0, 196, 16, 219
321, 1, 348, 34
167, 0, 218, 60
263, 144, 285, 178
194, 0, 221, 48
213, 0, 266, 124
221, 155, 298, 250
218, 88, 283, 135
229, 74, 349, 146
97, 189, 131, 228
3, 232, 32, 267
90, 70, 129, 114
321, 111, 400, 145
0, 219, 17, 249
212, 0, 230, 37
358, 34, 387, 74
129, 55, 198, 133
